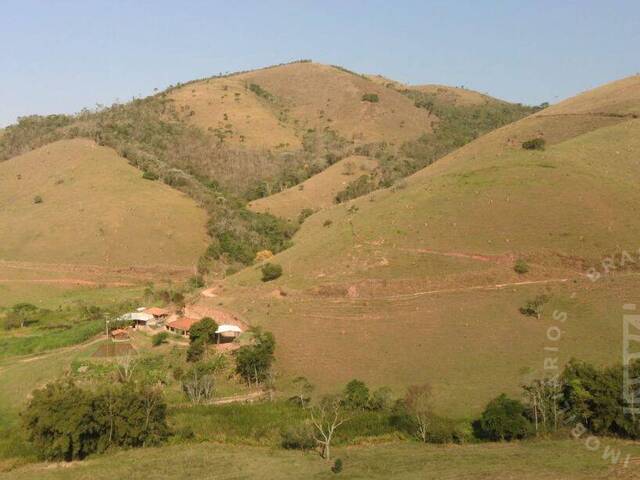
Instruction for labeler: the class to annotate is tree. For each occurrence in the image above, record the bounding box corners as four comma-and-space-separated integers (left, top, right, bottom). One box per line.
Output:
182, 362, 216, 405
189, 317, 218, 345
477, 394, 532, 441
116, 351, 138, 383
519, 294, 549, 319
261, 263, 283, 282
309, 395, 349, 460
291, 376, 314, 407
23, 380, 169, 461
22, 381, 97, 461
151, 332, 168, 347
368, 386, 393, 410
7, 303, 39, 329
186, 338, 205, 363
522, 378, 563, 434
235, 329, 276, 385
404, 384, 433, 442
343, 379, 369, 410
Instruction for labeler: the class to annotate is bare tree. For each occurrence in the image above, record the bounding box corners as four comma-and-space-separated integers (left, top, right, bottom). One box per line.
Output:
522, 378, 563, 434
182, 366, 215, 405
116, 351, 137, 383
309, 395, 348, 460
405, 384, 433, 442
291, 376, 314, 407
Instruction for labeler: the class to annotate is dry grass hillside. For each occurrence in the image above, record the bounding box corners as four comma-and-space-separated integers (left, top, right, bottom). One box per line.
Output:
170, 62, 436, 149
248, 155, 377, 219
203, 76, 640, 416
0, 139, 208, 272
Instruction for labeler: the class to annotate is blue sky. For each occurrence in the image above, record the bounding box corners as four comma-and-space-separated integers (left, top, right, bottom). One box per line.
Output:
1, 0, 638, 127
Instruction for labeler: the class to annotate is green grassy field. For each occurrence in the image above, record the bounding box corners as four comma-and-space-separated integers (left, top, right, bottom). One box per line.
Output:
3, 439, 639, 479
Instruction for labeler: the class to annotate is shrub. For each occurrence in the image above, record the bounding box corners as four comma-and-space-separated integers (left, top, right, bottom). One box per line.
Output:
33, 195, 43, 204
188, 275, 205, 289
332, 458, 343, 474
151, 332, 169, 347
522, 138, 546, 150
519, 294, 549, 319
513, 259, 529, 274
280, 423, 317, 450
323, 219, 333, 227
298, 208, 314, 224
261, 263, 283, 282
255, 249, 274, 262
343, 379, 370, 410
361, 93, 379, 103
142, 171, 159, 180
476, 394, 532, 441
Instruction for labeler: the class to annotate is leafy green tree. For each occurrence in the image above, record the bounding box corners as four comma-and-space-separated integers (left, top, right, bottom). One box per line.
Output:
476, 394, 532, 441
235, 330, 276, 385
189, 317, 218, 345
343, 379, 370, 410
23, 380, 168, 461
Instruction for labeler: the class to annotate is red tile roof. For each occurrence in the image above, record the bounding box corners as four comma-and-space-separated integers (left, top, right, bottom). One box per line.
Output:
145, 307, 170, 317
167, 317, 200, 332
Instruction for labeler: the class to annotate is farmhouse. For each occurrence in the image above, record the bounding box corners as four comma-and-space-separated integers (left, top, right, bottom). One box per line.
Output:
166, 317, 200, 337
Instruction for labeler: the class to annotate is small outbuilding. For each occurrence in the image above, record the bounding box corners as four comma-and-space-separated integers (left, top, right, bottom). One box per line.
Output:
215, 324, 243, 343
118, 312, 155, 328
110, 328, 130, 342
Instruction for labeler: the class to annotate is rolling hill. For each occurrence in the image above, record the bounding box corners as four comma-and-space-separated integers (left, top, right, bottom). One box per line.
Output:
248, 155, 378, 219
203, 75, 640, 416
0, 139, 208, 285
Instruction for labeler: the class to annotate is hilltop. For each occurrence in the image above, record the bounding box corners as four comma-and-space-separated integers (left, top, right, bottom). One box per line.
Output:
0, 61, 536, 288
204, 75, 640, 415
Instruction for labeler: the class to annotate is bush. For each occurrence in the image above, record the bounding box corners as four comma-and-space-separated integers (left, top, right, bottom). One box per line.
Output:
522, 138, 546, 150
188, 275, 205, 289
261, 263, 283, 282
280, 423, 317, 450
332, 458, 343, 474
33, 195, 43, 204
513, 259, 529, 274
298, 208, 314, 224
475, 394, 532, 441
142, 171, 159, 180
361, 93, 379, 103
151, 332, 169, 347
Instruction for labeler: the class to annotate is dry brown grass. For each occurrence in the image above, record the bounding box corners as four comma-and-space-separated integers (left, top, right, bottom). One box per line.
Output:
0, 139, 208, 270
210, 76, 640, 416
170, 62, 436, 150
